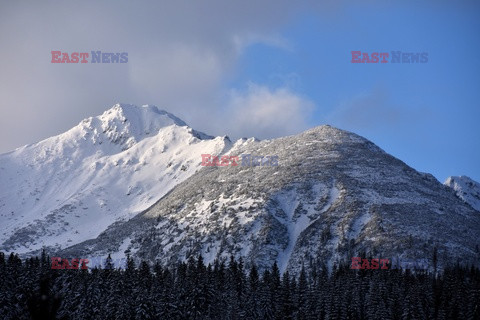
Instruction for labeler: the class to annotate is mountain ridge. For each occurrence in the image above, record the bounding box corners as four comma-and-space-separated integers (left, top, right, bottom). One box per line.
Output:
1, 104, 479, 275
56, 121, 480, 274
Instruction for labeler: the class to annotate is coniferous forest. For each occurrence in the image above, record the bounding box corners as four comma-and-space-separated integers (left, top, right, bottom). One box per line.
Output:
0, 251, 479, 320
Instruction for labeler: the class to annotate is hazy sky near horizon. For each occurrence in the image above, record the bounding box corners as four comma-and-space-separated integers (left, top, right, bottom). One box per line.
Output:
0, 0, 479, 182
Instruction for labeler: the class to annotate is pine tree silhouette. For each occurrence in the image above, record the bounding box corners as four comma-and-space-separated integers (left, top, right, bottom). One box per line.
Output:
27, 277, 66, 320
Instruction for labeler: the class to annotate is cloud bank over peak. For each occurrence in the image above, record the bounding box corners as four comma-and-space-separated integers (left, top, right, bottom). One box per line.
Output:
0, 0, 318, 153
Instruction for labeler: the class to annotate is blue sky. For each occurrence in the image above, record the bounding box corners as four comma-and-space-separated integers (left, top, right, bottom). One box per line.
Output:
230, 2, 480, 181
0, 1, 478, 182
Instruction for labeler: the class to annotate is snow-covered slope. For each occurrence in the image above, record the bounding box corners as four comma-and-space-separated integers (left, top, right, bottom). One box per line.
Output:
0, 104, 230, 254
444, 176, 480, 211
59, 126, 480, 274
2, 106, 479, 274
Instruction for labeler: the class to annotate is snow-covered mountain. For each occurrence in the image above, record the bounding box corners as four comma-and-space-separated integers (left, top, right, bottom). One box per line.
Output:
0, 104, 230, 254
444, 176, 480, 211
57, 125, 480, 274
2, 105, 479, 274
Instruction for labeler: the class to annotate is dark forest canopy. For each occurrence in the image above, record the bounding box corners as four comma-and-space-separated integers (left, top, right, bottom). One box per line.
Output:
0, 251, 479, 320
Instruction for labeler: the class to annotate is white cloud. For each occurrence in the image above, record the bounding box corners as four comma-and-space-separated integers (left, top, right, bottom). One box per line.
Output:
221, 83, 315, 139
0, 1, 319, 152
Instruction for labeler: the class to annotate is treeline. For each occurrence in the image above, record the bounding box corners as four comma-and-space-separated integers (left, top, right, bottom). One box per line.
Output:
0, 251, 479, 319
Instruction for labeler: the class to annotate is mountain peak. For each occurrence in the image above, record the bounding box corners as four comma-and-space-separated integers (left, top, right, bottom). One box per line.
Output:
102, 104, 187, 127
303, 125, 363, 140
299, 125, 384, 153
77, 103, 191, 149
0, 104, 229, 255
445, 175, 480, 211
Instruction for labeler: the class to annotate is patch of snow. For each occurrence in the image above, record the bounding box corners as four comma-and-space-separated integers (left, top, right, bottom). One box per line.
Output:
445, 176, 480, 211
